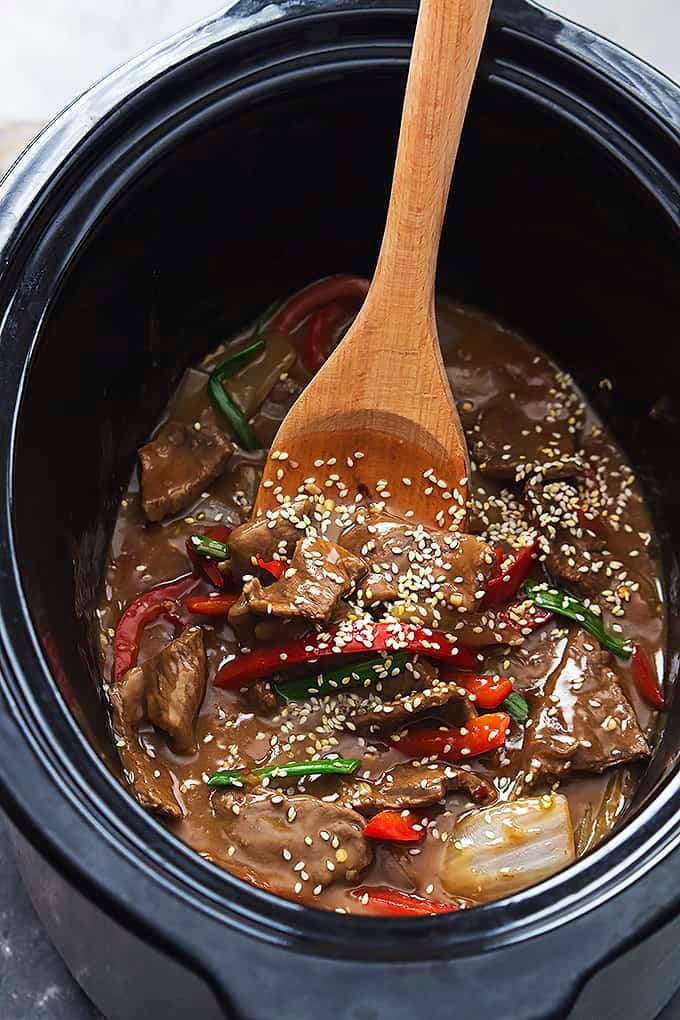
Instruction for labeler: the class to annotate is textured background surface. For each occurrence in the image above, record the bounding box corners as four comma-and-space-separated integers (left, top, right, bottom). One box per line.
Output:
0, 817, 102, 1018
0, 0, 678, 125
1, 1, 679, 1018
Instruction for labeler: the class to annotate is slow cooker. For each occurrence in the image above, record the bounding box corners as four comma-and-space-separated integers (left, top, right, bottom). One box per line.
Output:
0, 1, 679, 1017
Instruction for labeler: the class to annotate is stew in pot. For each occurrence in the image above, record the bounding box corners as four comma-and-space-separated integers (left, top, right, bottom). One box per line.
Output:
98, 277, 665, 915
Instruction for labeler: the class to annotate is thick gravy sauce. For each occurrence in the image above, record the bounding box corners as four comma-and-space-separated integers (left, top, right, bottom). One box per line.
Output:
98, 295, 664, 913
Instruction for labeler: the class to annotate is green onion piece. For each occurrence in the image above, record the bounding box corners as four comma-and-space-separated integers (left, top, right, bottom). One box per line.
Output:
208, 337, 266, 450
209, 375, 259, 450
501, 692, 530, 724
213, 337, 266, 381
190, 534, 230, 561
254, 301, 281, 338
207, 757, 360, 788
525, 581, 633, 658
274, 652, 409, 702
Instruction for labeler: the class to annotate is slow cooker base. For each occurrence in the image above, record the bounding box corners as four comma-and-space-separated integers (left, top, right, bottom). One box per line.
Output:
0, 1, 678, 1018
11, 819, 680, 1020
10, 826, 227, 1020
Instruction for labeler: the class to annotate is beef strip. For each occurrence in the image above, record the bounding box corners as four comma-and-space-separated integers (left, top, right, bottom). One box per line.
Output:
466, 363, 584, 480
141, 625, 206, 754
420, 604, 530, 648
376, 656, 440, 700
524, 457, 607, 598
489, 625, 566, 696
522, 627, 649, 779
108, 669, 181, 819
108, 625, 206, 818
213, 789, 372, 892
340, 512, 495, 616
342, 761, 496, 815
351, 678, 473, 732
228, 597, 312, 645
227, 496, 314, 581
240, 537, 366, 623
139, 407, 233, 522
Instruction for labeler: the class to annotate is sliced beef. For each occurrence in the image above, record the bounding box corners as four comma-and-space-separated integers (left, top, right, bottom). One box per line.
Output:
108, 669, 182, 820
340, 512, 495, 615
139, 407, 233, 523
240, 537, 366, 623
387, 591, 548, 649
351, 677, 473, 732
524, 457, 607, 598
446, 311, 584, 479
376, 656, 440, 700
522, 628, 649, 779
426, 605, 531, 648
108, 626, 206, 819
343, 761, 495, 815
228, 593, 311, 644
140, 625, 206, 754
214, 789, 372, 893
471, 399, 578, 479
466, 364, 584, 480
489, 626, 567, 696
228, 496, 314, 582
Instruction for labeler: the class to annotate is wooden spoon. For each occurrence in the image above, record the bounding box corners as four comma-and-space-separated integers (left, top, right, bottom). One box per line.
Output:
254, 0, 491, 528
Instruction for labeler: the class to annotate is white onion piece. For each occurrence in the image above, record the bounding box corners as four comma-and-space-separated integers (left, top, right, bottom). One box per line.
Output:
440, 794, 575, 900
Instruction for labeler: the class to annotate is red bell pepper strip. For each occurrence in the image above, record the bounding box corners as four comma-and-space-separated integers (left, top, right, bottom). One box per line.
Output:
214, 620, 479, 689
363, 811, 423, 842
350, 886, 459, 916
186, 525, 232, 589
392, 712, 511, 762
268, 275, 369, 335
185, 592, 239, 616
631, 643, 665, 709
113, 575, 196, 680
303, 301, 351, 373
255, 553, 285, 580
483, 540, 538, 608
444, 672, 513, 709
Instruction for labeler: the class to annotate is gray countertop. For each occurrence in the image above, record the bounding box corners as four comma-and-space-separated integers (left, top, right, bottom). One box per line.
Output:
0, 816, 100, 1018
0, 121, 93, 1017
4, 804, 680, 1019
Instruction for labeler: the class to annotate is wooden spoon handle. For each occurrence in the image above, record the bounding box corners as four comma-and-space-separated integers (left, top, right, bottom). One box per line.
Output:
367, 0, 491, 326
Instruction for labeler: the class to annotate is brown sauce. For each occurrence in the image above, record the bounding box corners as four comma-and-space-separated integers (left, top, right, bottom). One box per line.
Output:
98, 293, 664, 914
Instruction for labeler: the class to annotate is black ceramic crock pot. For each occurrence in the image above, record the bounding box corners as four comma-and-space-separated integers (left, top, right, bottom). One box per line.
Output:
0, 1, 679, 1018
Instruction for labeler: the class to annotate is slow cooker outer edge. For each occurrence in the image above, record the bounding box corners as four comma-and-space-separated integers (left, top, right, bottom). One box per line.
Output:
0, 1, 679, 1019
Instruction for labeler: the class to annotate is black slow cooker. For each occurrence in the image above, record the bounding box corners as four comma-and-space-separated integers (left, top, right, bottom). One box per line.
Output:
0, 2, 679, 1018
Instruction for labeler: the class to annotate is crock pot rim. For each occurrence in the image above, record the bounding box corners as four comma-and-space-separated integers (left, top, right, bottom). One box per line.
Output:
0, 0, 679, 984
1, 0, 678, 263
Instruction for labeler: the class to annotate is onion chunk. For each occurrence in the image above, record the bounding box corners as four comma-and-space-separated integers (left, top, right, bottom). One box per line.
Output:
441, 794, 575, 899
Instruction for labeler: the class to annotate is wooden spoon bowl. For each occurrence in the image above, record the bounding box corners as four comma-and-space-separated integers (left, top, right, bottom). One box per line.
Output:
254, 0, 491, 528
